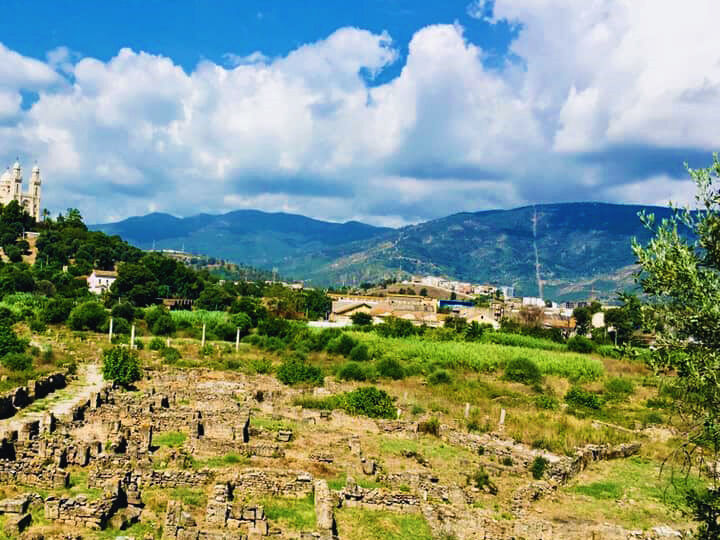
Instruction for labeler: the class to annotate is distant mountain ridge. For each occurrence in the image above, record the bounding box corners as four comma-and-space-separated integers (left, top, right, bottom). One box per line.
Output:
92, 202, 676, 301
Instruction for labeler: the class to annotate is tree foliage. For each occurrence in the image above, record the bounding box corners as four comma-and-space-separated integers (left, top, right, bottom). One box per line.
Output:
632, 155, 720, 537
102, 346, 141, 386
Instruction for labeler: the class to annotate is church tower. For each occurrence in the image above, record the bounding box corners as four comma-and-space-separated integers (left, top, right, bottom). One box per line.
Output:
30, 165, 42, 221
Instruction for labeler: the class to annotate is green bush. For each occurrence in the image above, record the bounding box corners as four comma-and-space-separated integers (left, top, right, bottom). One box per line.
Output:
102, 346, 141, 386
42, 298, 73, 324
0, 324, 26, 357
68, 301, 108, 331
148, 337, 167, 351
105, 316, 130, 335
258, 317, 291, 338
338, 362, 368, 381
534, 395, 559, 410
348, 343, 370, 362
604, 377, 635, 398
2, 352, 32, 371
276, 356, 324, 386
376, 357, 405, 380
111, 302, 135, 322
565, 386, 604, 409
326, 334, 358, 356
530, 456, 549, 479
342, 386, 395, 419
418, 417, 440, 436
350, 312, 373, 326
161, 347, 181, 364
471, 466, 497, 494
29, 318, 46, 333
249, 357, 273, 374
503, 356, 542, 385
567, 335, 596, 354
151, 313, 176, 336
427, 369, 452, 385
231, 312, 253, 337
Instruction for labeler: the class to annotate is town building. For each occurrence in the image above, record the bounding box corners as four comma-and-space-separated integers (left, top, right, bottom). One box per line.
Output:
87, 269, 118, 295
0, 160, 42, 220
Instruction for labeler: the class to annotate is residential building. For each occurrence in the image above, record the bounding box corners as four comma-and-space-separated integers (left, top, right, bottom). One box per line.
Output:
87, 269, 118, 294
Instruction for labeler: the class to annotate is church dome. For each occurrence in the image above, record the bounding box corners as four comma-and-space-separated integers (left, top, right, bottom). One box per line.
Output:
32, 165, 40, 173
12, 161, 20, 170
0, 169, 11, 183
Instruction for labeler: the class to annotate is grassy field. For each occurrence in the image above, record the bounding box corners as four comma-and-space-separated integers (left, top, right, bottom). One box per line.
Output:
335, 508, 433, 540
348, 332, 605, 381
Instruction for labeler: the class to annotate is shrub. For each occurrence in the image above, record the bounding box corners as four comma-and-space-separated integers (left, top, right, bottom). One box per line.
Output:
604, 377, 635, 398
200, 344, 215, 357
0, 325, 26, 357
161, 347, 181, 364
68, 301, 108, 331
258, 317, 291, 338
530, 456, 549, 479
152, 313, 176, 336
105, 316, 130, 335
342, 386, 395, 419
348, 343, 370, 362
418, 417, 441, 436
212, 321, 237, 342
276, 356, 324, 386
338, 362, 368, 382
427, 369, 452, 385
534, 395, 559, 410
29, 318, 46, 333
350, 312, 373, 326
102, 346, 141, 386
326, 334, 358, 356
376, 357, 404, 380
503, 357, 542, 385
231, 312, 253, 337
2, 352, 32, 371
148, 337, 167, 351
42, 298, 73, 324
471, 466, 497, 494
249, 357, 273, 374
375, 316, 417, 338
567, 335, 596, 354
111, 302, 135, 322
565, 386, 604, 409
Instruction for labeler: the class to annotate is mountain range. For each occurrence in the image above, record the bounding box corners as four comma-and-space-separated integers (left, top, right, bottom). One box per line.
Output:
92, 202, 675, 301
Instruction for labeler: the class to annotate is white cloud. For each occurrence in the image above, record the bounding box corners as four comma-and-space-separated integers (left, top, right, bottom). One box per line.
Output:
1, 3, 719, 225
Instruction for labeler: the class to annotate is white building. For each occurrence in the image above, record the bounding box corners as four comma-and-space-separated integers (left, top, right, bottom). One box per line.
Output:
0, 161, 42, 220
522, 297, 546, 307
87, 270, 118, 295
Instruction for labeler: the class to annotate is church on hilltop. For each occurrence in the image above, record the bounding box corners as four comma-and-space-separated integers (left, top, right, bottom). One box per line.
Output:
0, 160, 42, 220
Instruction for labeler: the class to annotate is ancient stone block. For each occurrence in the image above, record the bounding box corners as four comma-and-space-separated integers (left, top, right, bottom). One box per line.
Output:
276, 430, 292, 443
3, 512, 31, 535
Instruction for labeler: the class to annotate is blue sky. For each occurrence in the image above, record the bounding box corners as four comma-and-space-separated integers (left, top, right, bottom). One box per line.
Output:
0, 0, 717, 225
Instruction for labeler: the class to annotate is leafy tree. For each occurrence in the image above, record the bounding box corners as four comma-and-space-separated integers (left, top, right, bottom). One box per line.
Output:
111, 263, 159, 306
503, 357, 542, 385
350, 311, 372, 326
342, 386, 395, 419
0, 325, 27, 357
2, 352, 32, 371
276, 355, 324, 386
573, 306, 592, 336
102, 346, 141, 386
231, 312, 253, 338
42, 298, 73, 324
111, 302, 136, 322
304, 289, 331, 320
632, 155, 720, 538
68, 301, 108, 331
195, 283, 233, 311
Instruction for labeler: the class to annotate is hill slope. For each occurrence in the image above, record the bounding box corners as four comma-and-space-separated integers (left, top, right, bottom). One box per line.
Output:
92, 203, 676, 300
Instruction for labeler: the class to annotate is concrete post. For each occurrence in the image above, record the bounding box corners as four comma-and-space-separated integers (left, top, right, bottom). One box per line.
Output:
464, 402, 470, 419
130, 324, 135, 349
108, 317, 113, 343
235, 327, 240, 352
201, 324, 206, 348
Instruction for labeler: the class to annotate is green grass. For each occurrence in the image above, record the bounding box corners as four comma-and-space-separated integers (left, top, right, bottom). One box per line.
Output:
261, 494, 316, 531
251, 416, 296, 432
170, 487, 206, 507
169, 310, 229, 326
153, 431, 187, 448
191, 453, 248, 469
563, 456, 704, 529
349, 332, 604, 381
482, 332, 567, 352
335, 508, 433, 540
378, 436, 472, 462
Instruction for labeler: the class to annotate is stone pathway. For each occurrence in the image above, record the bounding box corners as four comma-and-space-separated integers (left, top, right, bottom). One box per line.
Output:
1, 364, 105, 431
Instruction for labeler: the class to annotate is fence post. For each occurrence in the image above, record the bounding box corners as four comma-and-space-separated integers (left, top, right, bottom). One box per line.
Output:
201, 323, 206, 348
108, 317, 113, 343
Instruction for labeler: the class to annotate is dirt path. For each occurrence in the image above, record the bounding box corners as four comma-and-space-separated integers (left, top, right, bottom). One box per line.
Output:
2, 363, 105, 431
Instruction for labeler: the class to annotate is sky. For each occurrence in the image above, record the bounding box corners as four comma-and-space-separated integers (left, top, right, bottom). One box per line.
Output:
0, 0, 718, 226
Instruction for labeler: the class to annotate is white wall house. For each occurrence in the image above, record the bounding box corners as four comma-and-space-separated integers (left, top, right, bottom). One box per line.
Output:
87, 270, 118, 294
